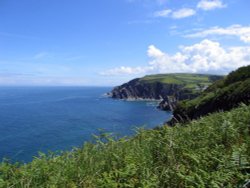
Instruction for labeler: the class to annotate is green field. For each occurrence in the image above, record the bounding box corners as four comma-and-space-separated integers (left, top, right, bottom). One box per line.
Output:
139, 73, 223, 92
141, 73, 211, 84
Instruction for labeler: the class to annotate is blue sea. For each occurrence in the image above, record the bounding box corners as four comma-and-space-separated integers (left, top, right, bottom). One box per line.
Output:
0, 87, 171, 163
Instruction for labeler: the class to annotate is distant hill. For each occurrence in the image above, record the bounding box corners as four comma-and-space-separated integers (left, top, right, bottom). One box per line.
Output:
171, 65, 250, 124
109, 73, 223, 110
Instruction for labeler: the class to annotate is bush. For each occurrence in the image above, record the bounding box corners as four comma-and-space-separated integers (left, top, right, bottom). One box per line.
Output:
0, 104, 250, 187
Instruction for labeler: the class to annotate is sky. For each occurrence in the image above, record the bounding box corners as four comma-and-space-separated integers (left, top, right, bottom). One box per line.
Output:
0, 0, 250, 86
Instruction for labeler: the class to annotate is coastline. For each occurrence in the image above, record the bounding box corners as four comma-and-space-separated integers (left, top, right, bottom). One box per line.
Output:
106, 92, 163, 102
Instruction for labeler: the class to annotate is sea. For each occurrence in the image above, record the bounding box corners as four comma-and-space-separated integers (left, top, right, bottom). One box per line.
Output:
0, 87, 171, 163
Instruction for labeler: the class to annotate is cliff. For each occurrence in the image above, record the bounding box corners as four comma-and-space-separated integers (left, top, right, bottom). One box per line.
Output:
170, 65, 250, 124
109, 73, 223, 110
110, 78, 193, 100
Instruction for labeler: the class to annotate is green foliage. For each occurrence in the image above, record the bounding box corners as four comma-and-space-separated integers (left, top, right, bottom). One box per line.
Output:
224, 65, 250, 86
0, 105, 250, 187
173, 65, 250, 122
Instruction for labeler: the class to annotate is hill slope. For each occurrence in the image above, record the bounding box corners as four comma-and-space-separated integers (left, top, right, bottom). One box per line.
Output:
1, 105, 250, 187
109, 73, 223, 110
171, 65, 250, 124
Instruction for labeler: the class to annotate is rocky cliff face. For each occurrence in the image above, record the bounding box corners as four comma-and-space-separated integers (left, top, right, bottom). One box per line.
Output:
109, 73, 224, 111
109, 78, 189, 100
108, 78, 199, 111
157, 96, 178, 111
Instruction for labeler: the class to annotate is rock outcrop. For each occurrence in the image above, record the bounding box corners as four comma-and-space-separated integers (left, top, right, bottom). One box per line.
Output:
109, 78, 197, 100
109, 80, 197, 111
157, 96, 178, 111
109, 73, 223, 111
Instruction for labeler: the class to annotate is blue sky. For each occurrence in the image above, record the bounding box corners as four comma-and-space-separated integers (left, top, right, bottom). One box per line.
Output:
0, 0, 250, 86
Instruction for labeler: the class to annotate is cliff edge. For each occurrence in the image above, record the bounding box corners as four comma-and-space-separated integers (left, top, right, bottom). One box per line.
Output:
109, 73, 223, 111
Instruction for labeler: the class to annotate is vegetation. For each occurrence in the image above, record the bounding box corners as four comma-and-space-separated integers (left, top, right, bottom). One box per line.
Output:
0, 104, 250, 187
140, 73, 223, 93
172, 65, 250, 123
110, 73, 223, 101
0, 67, 249, 187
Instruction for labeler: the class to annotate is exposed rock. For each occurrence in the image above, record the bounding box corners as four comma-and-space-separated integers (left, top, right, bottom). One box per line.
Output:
109, 73, 223, 112
157, 96, 178, 111
109, 79, 198, 111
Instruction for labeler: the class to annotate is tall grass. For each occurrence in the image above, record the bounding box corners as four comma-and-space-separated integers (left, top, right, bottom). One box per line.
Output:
0, 104, 250, 187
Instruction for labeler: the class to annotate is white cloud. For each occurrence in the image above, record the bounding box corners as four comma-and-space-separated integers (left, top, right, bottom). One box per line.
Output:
171, 8, 196, 19
197, 0, 226, 11
147, 45, 164, 57
154, 9, 172, 17
100, 66, 152, 76
154, 0, 226, 20
149, 40, 250, 73
101, 39, 250, 76
185, 25, 250, 43
154, 8, 196, 19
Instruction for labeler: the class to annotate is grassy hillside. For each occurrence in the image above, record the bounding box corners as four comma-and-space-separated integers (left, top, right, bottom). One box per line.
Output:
172, 66, 250, 123
140, 73, 222, 93
1, 104, 250, 187
110, 73, 223, 101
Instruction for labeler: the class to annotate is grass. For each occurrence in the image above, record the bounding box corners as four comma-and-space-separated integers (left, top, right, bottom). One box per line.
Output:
140, 73, 216, 84
0, 104, 249, 187
139, 73, 222, 95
